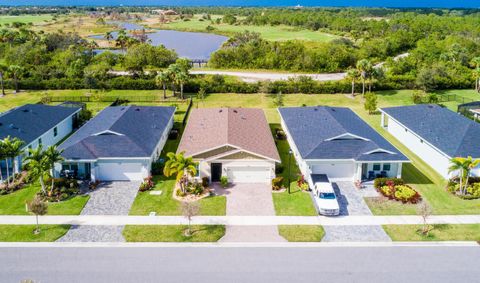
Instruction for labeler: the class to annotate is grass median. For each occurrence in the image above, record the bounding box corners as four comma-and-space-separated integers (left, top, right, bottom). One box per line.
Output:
123, 225, 226, 242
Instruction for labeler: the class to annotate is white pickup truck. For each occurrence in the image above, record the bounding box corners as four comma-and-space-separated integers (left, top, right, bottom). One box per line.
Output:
313, 177, 340, 216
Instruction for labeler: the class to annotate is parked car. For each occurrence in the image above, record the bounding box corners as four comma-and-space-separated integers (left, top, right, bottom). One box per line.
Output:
314, 181, 340, 216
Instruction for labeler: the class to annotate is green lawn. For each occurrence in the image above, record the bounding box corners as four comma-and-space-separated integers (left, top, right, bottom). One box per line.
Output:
383, 224, 480, 241
129, 176, 226, 216
0, 225, 70, 242
0, 183, 89, 215
123, 225, 225, 242
150, 15, 338, 42
0, 15, 53, 25
278, 225, 325, 242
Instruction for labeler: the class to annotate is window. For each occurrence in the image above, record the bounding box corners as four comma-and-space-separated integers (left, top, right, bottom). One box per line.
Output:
195, 164, 200, 177
54, 127, 58, 137
383, 164, 391, 171
38, 138, 42, 145
373, 164, 381, 171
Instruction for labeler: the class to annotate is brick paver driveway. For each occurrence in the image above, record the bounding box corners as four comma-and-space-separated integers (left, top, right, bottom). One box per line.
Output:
321, 181, 391, 242
58, 181, 140, 242
214, 183, 286, 242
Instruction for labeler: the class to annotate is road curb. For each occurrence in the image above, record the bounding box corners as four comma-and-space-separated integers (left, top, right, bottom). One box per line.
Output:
0, 241, 477, 248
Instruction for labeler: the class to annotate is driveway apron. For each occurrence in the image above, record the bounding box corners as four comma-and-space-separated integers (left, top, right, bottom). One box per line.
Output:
58, 181, 140, 242
214, 183, 286, 242
321, 182, 391, 242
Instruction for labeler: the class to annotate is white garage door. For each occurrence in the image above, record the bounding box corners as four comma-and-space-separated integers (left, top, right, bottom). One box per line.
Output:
226, 166, 271, 183
311, 163, 355, 181
96, 162, 145, 181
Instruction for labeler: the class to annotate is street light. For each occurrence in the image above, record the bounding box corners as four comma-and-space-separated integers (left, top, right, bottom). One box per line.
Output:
288, 149, 292, 194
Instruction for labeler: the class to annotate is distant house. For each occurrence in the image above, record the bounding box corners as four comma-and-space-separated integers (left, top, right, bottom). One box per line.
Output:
57, 106, 175, 181
380, 104, 480, 179
0, 104, 81, 174
279, 106, 409, 187
177, 108, 280, 184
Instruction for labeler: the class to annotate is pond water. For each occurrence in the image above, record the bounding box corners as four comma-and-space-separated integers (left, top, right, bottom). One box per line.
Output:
91, 22, 228, 60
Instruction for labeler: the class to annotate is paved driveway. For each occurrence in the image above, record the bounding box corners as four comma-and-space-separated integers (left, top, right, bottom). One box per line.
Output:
58, 181, 140, 242
214, 183, 286, 242
322, 181, 391, 242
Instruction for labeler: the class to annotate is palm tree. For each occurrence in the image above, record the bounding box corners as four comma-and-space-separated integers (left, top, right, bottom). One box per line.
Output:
105, 31, 113, 42
24, 146, 49, 195
1, 137, 13, 186
8, 65, 23, 94
175, 71, 189, 100
155, 71, 169, 99
356, 59, 373, 96
346, 68, 360, 96
44, 146, 64, 194
0, 142, 5, 183
449, 156, 480, 195
163, 152, 198, 194
167, 64, 180, 96
0, 63, 7, 96
471, 57, 480, 93
8, 137, 24, 181
115, 30, 128, 52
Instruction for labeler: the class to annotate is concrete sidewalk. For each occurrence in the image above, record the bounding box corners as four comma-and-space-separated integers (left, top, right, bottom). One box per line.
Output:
1, 215, 480, 226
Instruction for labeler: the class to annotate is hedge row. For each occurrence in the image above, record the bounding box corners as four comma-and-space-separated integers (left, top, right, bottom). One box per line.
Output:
4, 74, 474, 94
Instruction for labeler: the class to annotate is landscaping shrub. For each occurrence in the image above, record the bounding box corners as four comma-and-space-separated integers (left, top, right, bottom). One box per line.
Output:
272, 176, 284, 191
150, 161, 164, 175
186, 181, 204, 195
220, 176, 229, 188
275, 164, 284, 174
378, 183, 421, 204
374, 178, 404, 189
139, 176, 155, 192
201, 177, 209, 188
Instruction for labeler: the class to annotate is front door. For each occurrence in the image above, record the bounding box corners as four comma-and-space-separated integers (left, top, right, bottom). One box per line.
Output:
211, 163, 222, 182
84, 163, 91, 180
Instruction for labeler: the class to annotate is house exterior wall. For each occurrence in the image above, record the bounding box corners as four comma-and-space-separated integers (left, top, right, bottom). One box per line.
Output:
384, 113, 452, 178
16, 111, 79, 173
150, 114, 174, 164
197, 158, 275, 182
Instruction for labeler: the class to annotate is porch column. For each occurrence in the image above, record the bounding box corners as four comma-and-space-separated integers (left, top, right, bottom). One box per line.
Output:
396, 163, 403, 178
380, 112, 385, 128
355, 163, 362, 182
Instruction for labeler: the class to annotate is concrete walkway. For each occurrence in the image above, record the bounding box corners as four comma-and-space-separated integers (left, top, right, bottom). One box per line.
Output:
213, 183, 286, 242
3, 215, 480, 226
58, 181, 140, 242
323, 182, 390, 242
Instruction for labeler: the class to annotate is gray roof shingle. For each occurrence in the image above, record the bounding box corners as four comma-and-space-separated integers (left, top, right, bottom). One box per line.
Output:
0, 104, 81, 145
59, 106, 175, 159
279, 106, 408, 161
381, 104, 480, 158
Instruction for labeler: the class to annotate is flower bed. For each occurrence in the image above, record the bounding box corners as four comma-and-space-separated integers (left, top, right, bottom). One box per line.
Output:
375, 178, 421, 204
0, 172, 28, 195
38, 178, 80, 202
447, 177, 480, 199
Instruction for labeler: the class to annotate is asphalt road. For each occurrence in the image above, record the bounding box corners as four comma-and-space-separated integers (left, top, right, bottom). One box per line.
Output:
1, 245, 478, 283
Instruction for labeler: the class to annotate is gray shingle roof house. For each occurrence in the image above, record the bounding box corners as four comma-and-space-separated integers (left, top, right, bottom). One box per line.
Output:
380, 104, 480, 178
57, 106, 175, 181
177, 108, 280, 184
0, 104, 81, 146
279, 106, 409, 184
0, 104, 81, 174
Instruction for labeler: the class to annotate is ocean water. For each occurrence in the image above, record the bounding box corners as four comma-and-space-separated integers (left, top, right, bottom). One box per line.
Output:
2, 0, 479, 8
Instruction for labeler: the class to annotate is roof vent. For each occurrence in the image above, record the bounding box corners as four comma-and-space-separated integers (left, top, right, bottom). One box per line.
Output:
314, 108, 318, 111
22, 109, 30, 113
219, 109, 223, 113
233, 110, 238, 113
135, 108, 141, 111
428, 105, 434, 108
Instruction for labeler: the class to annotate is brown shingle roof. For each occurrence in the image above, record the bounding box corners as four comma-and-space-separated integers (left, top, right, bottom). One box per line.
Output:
177, 108, 280, 162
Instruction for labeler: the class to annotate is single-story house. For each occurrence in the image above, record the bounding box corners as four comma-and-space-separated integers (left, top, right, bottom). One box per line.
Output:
177, 108, 280, 184
380, 104, 480, 179
57, 106, 175, 181
279, 106, 409, 187
0, 104, 81, 174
